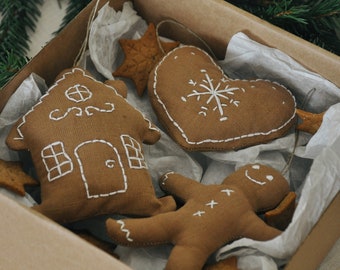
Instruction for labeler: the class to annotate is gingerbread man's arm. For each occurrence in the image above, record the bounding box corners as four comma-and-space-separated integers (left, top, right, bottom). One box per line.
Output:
239, 211, 282, 241
106, 212, 177, 247
159, 172, 205, 202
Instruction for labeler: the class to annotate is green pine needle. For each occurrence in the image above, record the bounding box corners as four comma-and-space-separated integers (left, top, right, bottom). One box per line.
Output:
228, 0, 340, 55
0, 0, 339, 90
0, 0, 43, 88
0, 50, 28, 88
54, 0, 92, 34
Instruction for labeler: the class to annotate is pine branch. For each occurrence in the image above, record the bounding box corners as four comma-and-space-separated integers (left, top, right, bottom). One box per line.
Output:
54, 0, 91, 34
228, 0, 340, 55
0, 0, 43, 88
0, 0, 338, 90
0, 51, 28, 88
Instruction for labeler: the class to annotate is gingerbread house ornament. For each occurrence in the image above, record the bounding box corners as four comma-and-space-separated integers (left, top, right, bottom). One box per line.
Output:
6, 68, 175, 224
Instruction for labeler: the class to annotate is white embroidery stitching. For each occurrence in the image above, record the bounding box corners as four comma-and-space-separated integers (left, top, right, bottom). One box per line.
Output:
74, 139, 128, 199
49, 103, 115, 121
183, 70, 242, 121
206, 200, 218, 208
41, 141, 73, 182
65, 84, 92, 103
121, 135, 147, 169
221, 189, 235, 196
160, 171, 174, 186
193, 210, 205, 217
151, 46, 297, 146
14, 67, 159, 140
117, 220, 133, 242
245, 169, 266, 186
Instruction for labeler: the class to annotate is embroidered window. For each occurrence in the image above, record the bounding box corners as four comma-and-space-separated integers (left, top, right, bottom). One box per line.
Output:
41, 141, 73, 182
121, 135, 147, 169
66, 84, 92, 103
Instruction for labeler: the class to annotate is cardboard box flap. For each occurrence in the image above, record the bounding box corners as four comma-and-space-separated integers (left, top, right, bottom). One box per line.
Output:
0, 193, 131, 270
0, 0, 339, 269
285, 192, 340, 270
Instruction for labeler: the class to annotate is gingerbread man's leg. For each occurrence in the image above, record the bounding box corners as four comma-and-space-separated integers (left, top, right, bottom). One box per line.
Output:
106, 212, 177, 247
166, 244, 210, 270
240, 212, 282, 241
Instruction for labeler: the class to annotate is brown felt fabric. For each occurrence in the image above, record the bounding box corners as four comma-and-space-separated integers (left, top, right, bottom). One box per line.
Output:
6, 68, 176, 224
106, 163, 290, 270
113, 23, 179, 96
148, 45, 297, 151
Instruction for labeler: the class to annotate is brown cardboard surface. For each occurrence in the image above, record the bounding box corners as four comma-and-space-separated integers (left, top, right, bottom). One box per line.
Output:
0, 0, 339, 269
285, 192, 340, 270
0, 193, 131, 270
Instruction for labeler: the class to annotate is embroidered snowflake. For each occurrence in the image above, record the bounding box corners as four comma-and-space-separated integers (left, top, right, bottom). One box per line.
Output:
181, 70, 245, 121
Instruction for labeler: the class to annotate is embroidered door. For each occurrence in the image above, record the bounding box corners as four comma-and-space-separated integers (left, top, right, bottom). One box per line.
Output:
74, 139, 127, 199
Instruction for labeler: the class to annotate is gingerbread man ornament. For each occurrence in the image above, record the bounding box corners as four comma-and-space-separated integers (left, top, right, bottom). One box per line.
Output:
106, 164, 290, 270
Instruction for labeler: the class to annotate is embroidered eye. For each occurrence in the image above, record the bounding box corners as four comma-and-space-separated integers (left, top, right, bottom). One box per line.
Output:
266, 175, 274, 181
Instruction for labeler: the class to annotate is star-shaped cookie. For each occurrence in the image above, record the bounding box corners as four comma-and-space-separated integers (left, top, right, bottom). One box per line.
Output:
0, 159, 38, 196
113, 23, 179, 96
106, 164, 290, 270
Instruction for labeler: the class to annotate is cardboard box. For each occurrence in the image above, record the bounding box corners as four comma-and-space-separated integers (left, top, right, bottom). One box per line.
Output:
0, 0, 339, 269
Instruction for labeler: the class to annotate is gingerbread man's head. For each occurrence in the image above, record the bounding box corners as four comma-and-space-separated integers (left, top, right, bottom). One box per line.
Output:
223, 164, 289, 212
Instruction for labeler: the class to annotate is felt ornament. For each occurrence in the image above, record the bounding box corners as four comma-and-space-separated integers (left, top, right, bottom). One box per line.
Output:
148, 45, 297, 151
106, 163, 290, 270
6, 67, 176, 224
113, 23, 180, 96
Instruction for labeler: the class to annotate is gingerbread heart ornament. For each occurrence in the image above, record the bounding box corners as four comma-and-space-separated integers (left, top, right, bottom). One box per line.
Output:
148, 46, 297, 151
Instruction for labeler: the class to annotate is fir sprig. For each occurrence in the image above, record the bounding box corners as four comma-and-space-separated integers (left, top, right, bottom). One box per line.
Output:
229, 0, 340, 55
0, 0, 43, 88
55, 0, 91, 34
0, 0, 339, 90
0, 0, 90, 89
0, 50, 28, 88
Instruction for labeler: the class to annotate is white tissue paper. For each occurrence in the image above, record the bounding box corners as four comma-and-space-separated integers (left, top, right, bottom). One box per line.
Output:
2, 2, 340, 270
214, 33, 340, 269
89, 1, 147, 80
0, 73, 46, 207
0, 73, 46, 161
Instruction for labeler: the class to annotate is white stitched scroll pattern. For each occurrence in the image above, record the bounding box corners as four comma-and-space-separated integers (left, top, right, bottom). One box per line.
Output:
49, 103, 115, 121
117, 220, 133, 242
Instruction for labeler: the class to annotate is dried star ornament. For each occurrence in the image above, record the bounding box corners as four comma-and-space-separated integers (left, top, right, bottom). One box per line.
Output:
0, 159, 38, 196
113, 23, 180, 96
